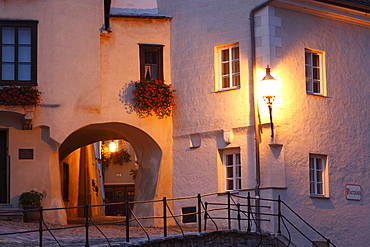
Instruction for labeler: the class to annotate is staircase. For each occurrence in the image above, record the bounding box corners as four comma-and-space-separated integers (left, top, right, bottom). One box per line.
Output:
0, 204, 23, 221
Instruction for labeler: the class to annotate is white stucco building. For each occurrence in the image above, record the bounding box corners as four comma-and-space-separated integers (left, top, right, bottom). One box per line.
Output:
0, 0, 369, 246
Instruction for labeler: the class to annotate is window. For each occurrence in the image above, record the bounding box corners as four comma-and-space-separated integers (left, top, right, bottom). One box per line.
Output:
312, 241, 330, 247
139, 44, 163, 81
63, 163, 69, 202
1, 21, 37, 85
309, 154, 328, 197
305, 48, 325, 95
217, 43, 240, 90
223, 149, 241, 191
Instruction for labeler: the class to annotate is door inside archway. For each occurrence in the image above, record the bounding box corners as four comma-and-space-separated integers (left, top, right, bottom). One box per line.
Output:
99, 139, 137, 216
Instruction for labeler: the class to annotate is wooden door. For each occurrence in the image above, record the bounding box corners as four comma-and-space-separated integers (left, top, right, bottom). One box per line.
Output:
0, 130, 8, 203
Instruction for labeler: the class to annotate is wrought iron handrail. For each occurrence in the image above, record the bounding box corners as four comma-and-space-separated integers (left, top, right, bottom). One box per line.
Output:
0, 192, 336, 247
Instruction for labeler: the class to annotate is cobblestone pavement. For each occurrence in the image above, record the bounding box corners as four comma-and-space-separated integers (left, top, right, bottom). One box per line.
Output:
0, 216, 199, 246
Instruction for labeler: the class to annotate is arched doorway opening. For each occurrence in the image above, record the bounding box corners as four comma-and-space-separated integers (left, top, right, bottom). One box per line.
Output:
58, 122, 162, 219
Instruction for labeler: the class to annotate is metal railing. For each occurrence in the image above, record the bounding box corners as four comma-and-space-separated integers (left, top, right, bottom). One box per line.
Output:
0, 192, 336, 247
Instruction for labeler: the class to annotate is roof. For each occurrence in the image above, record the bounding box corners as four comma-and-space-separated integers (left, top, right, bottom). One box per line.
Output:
314, 0, 370, 12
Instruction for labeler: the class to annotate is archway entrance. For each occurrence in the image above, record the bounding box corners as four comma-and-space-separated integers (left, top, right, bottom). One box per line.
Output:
58, 122, 163, 219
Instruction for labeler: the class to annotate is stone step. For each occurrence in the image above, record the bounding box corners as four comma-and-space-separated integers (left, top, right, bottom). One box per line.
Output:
0, 204, 24, 222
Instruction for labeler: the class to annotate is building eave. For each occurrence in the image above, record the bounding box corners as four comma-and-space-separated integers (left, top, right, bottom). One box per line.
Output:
272, 0, 370, 27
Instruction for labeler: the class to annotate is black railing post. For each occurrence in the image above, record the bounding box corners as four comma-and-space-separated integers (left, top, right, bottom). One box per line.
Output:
197, 194, 202, 233
237, 203, 241, 230
277, 195, 281, 234
39, 207, 43, 247
163, 197, 167, 237
247, 192, 251, 232
204, 202, 208, 231
125, 200, 130, 242
227, 191, 231, 229
84, 204, 89, 247
327, 239, 331, 247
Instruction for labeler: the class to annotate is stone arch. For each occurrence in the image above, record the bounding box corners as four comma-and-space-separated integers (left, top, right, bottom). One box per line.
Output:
59, 122, 162, 204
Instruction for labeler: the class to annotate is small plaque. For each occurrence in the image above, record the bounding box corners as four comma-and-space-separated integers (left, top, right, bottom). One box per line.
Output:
19, 149, 34, 159
345, 184, 361, 201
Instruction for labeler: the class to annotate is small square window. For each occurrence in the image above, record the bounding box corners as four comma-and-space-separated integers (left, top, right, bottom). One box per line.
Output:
309, 154, 329, 197
305, 49, 326, 96
216, 43, 240, 90
182, 206, 197, 223
0, 21, 38, 85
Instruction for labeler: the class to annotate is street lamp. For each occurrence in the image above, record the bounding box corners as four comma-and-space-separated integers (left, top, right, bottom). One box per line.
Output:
261, 65, 277, 138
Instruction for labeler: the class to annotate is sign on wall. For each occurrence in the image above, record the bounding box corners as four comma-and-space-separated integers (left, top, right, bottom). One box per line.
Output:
19, 149, 34, 159
345, 184, 362, 201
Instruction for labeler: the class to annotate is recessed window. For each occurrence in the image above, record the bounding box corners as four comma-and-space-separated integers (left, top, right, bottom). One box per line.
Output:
216, 43, 240, 90
309, 154, 328, 197
139, 44, 163, 81
223, 149, 241, 191
0, 21, 38, 85
305, 48, 325, 96
63, 163, 70, 202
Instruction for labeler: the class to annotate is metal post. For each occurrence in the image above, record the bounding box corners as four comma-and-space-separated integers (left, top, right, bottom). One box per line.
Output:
227, 192, 231, 229
197, 194, 202, 233
268, 103, 274, 138
277, 195, 281, 234
39, 207, 43, 247
125, 200, 130, 242
163, 197, 167, 237
204, 202, 208, 231
84, 204, 89, 247
237, 203, 241, 230
327, 239, 331, 247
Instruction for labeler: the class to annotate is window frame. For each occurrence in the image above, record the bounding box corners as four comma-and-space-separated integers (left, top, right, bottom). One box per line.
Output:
309, 154, 329, 197
305, 48, 326, 96
139, 44, 164, 81
215, 43, 240, 91
223, 149, 241, 192
0, 20, 38, 86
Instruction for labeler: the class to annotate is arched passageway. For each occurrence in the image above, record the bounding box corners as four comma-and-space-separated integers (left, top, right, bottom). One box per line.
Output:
58, 122, 163, 219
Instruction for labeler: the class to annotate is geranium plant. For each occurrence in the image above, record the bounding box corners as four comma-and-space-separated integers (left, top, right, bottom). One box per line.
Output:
132, 80, 175, 118
101, 144, 131, 170
0, 85, 42, 106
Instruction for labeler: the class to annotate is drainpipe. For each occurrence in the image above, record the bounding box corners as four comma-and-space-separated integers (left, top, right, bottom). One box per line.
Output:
249, 0, 273, 228
104, 0, 112, 31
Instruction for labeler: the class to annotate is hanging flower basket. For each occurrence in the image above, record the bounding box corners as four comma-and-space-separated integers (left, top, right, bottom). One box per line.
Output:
0, 85, 42, 106
132, 80, 176, 118
101, 144, 131, 170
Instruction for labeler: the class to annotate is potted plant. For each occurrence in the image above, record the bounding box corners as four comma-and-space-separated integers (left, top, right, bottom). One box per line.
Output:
19, 190, 43, 222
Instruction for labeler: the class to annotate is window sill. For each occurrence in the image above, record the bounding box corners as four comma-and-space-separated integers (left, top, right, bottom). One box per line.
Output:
217, 191, 240, 196
306, 92, 328, 98
310, 194, 330, 199
215, 86, 241, 93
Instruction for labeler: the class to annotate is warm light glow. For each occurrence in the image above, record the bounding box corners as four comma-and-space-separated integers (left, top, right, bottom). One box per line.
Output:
109, 141, 117, 153
260, 65, 277, 98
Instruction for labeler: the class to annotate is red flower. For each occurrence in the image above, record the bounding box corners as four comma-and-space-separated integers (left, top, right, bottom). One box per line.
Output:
132, 79, 175, 118
0, 85, 42, 106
